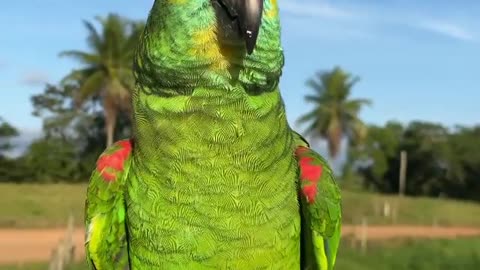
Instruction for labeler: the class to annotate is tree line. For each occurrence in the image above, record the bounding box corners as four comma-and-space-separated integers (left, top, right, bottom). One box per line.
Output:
0, 13, 478, 202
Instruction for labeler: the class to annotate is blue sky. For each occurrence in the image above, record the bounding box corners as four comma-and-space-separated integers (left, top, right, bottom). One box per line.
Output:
0, 0, 479, 145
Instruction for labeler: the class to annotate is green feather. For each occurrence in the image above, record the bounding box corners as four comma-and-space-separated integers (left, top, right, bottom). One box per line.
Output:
85, 140, 132, 270
294, 132, 342, 270
85, 1, 341, 269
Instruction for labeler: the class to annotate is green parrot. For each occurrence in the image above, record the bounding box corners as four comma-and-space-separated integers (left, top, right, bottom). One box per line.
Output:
85, 0, 342, 269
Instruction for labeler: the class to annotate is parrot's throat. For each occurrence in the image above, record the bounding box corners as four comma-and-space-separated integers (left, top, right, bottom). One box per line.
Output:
133, 42, 283, 98
131, 85, 292, 174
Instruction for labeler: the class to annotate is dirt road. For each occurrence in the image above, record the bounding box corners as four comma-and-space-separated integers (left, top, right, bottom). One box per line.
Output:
2, 225, 480, 265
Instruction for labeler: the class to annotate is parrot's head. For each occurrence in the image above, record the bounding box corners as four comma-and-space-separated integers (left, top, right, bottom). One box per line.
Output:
135, 0, 283, 93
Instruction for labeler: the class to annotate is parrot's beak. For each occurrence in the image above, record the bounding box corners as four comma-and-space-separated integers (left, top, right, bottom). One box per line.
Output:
218, 0, 264, 55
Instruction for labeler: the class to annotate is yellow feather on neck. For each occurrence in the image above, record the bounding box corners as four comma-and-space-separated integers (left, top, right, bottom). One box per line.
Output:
190, 25, 233, 71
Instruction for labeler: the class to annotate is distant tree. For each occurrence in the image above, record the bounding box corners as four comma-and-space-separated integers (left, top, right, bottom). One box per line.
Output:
446, 125, 480, 200
22, 138, 80, 182
400, 122, 452, 196
297, 67, 371, 160
29, 83, 132, 182
344, 121, 403, 191
0, 118, 26, 182
349, 121, 480, 201
0, 117, 18, 156
0, 156, 34, 182
60, 14, 144, 146
31, 83, 78, 139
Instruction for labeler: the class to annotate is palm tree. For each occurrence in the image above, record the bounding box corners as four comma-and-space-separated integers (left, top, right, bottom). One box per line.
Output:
297, 66, 371, 160
60, 14, 144, 146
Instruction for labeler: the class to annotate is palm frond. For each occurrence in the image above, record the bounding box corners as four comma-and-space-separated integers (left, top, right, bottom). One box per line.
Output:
83, 20, 103, 51
121, 21, 145, 57
342, 98, 372, 117
59, 50, 102, 65
60, 68, 98, 85
76, 71, 105, 103
296, 110, 317, 124
306, 78, 325, 94
304, 94, 321, 103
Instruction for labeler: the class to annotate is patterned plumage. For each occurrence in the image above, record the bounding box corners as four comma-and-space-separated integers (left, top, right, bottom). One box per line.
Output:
85, 0, 341, 269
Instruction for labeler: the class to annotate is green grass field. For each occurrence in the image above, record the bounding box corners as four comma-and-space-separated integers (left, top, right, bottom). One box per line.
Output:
1, 183, 480, 228
0, 184, 87, 228
3, 238, 480, 270
341, 190, 480, 226
335, 237, 480, 270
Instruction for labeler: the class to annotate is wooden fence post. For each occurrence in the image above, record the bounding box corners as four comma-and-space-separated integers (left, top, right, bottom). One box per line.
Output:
360, 216, 368, 254
399, 151, 407, 196
48, 213, 76, 270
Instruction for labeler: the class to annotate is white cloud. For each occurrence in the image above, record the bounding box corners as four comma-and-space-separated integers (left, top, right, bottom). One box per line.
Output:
20, 71, 50, 87
282, 16, 371, 40
281, 1, 354, 20
280, 1, 478, 43
416, 20, 475, 42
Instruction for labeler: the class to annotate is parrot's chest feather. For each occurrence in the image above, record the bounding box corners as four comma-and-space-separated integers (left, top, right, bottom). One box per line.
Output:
127, 149, 301, 268
126, 94, 301, 268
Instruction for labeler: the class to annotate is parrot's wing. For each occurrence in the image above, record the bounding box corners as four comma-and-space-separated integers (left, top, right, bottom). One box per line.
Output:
293, 132, 342, 270
85, 139, 133, 270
